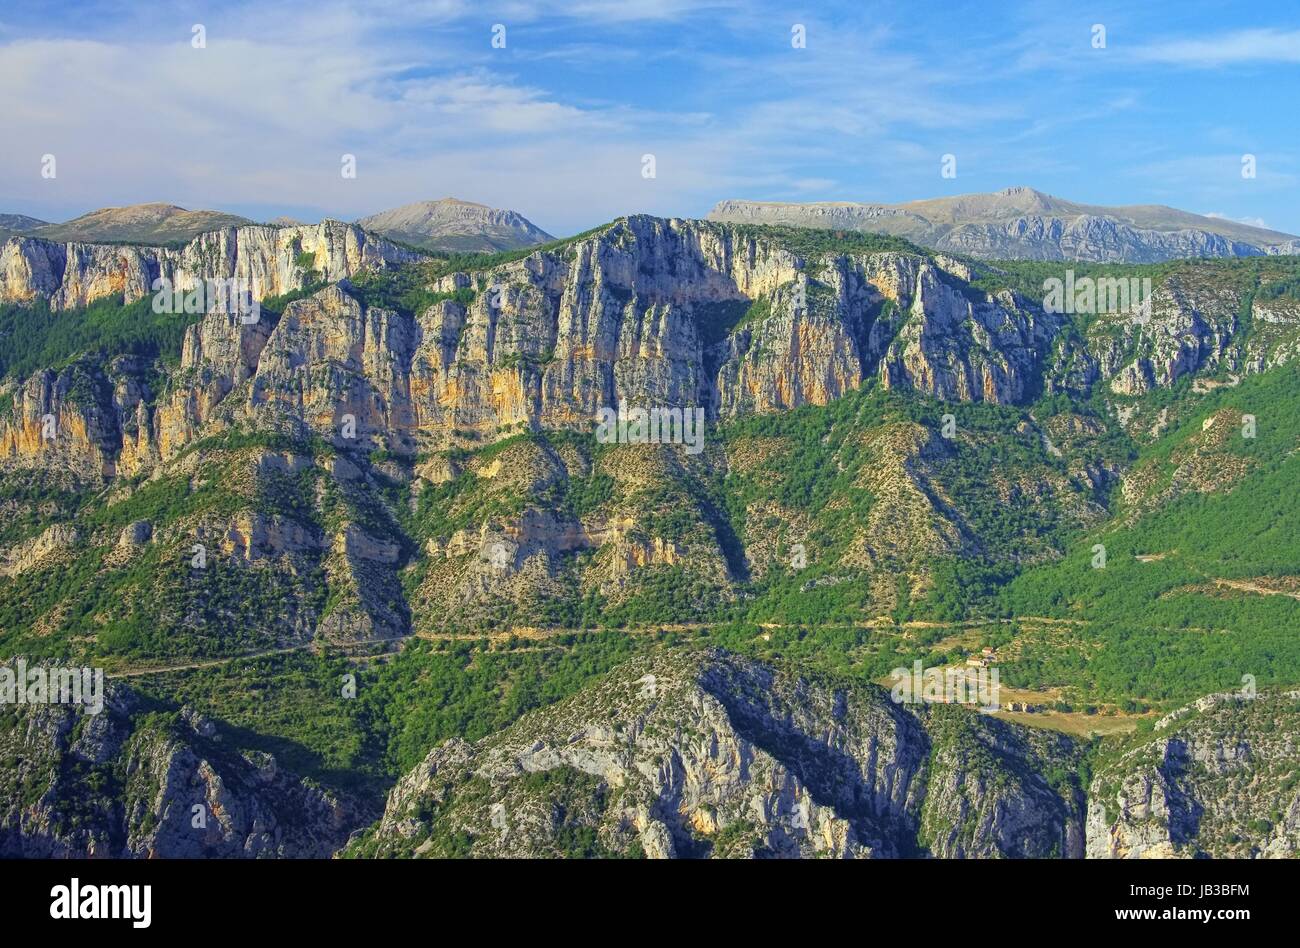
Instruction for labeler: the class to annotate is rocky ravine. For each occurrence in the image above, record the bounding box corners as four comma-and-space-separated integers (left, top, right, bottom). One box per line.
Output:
0, 684, 369, 858
350, 649, 1300, 859
1087, 688, 1300, 859
4, 651, 1294, 859
349, 648, 1089, 859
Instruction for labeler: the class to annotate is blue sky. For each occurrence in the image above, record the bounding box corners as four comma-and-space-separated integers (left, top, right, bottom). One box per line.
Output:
1, 0, 1298, 236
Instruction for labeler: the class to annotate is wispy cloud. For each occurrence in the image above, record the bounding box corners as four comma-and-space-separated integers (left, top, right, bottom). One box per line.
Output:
0, 0, 1297, 234
1205, 211, 1270, 229
1131, 28, 1300, 66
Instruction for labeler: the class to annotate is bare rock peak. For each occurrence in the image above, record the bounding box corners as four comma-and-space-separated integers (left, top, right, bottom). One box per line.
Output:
356, 198, 553, 253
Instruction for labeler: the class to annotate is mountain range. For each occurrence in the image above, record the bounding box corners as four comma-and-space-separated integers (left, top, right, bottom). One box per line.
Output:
12, 188, 1298, 264
0, 198, 552, 254
0, 200, 1298, 859
710, 187, 1300, 262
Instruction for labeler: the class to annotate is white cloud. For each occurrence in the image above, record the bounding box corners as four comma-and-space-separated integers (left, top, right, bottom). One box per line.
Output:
0, 31, 698, 232
1205, 212, 1270, 229
0, 7, 987, 234
1131, 28, 1300, 67
6, 2, 1295, 235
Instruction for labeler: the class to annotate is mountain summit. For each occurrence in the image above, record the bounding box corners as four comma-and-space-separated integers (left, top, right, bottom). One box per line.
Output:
28, 203, 253, 245
709, 187, 1300, 262
356, 198, 553, 253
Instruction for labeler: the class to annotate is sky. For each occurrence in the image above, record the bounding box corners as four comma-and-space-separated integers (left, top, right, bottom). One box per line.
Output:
1, 0, 1298, 237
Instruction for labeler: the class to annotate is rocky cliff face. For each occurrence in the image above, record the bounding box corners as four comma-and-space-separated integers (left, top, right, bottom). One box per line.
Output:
348, 648, 1086, 858
349, 649, 1300, 860
0, 219, 417, 310
7, 213, 1289, 496
1086, 688, 1300, 859
0, 684, 368, 858
3, 649, 1293, 859
6, 215, 1299, 486
158, 217, 1300, 450
5, 214, 1290, 633
0, 218, 910, 477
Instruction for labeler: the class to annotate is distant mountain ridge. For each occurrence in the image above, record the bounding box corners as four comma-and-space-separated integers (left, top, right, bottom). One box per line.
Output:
1, 199, 554, 254
0, 214, 48, 231
709, 187, 1300, 262
356, 198, 554, 253
24, 203, 254, 245
0, 214, 51, 243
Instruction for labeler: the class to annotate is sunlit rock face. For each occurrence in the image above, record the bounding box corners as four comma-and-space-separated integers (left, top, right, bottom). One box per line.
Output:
5, 214, 1299, 484
1, 220, 418, 310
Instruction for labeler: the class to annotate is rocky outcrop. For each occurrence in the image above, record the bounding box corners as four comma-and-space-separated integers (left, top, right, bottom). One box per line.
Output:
348, 648, 1085, 859
0, 523, 80, 577
0, 219, 418, 310
117, 520, 152, 547
0, 685, 369, 858
919, 706, 1086, 858
1086, 688, 1300, 859
879, 274, 1057, 404
0, 358, 132, 479
217, 512, 325, 560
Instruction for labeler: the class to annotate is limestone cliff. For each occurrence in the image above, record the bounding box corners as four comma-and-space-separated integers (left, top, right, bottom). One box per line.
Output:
1086, 688, 1300, 859
348, 648, 1085, 859
0, 219, 418, 310
0, 684, 368, 858
0, 217, 1071, 481
6, 215, 1298, 485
